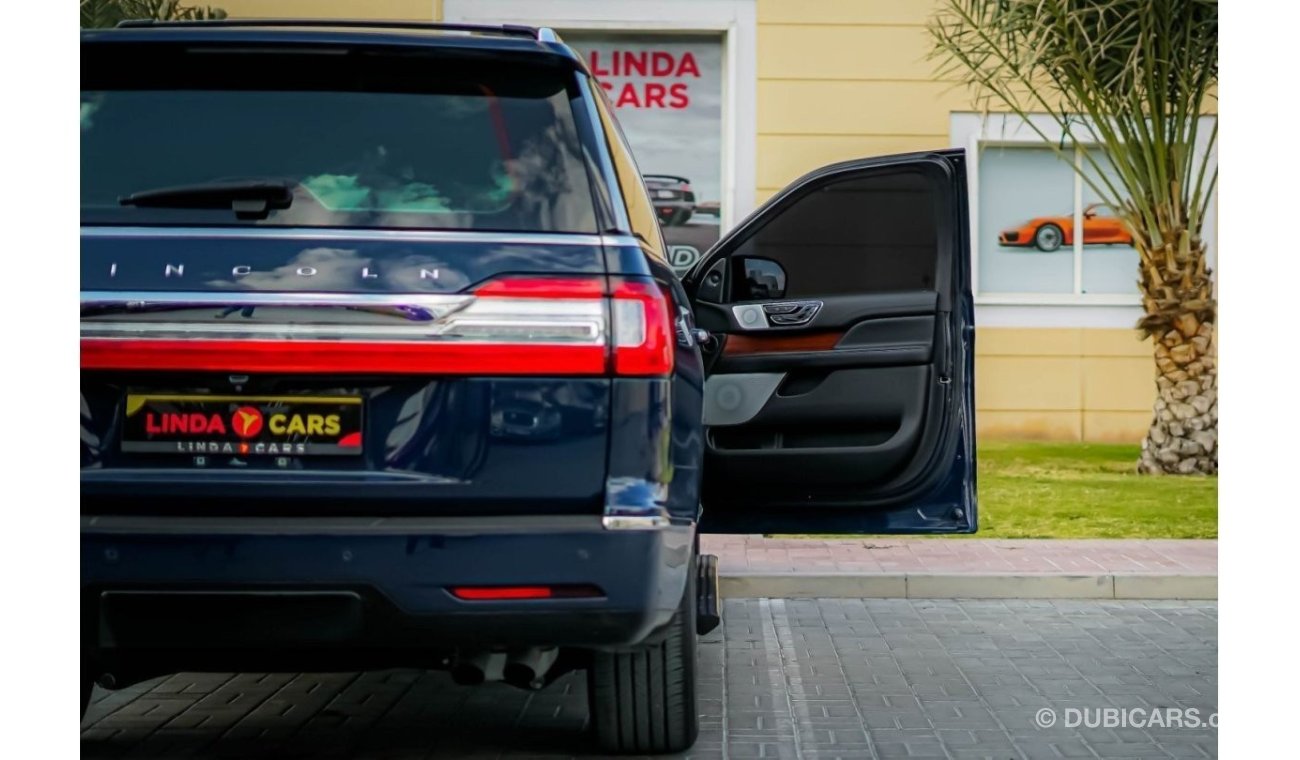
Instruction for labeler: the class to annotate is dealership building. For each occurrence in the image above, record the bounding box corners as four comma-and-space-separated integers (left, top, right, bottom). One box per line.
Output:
214, 0, 1217, 442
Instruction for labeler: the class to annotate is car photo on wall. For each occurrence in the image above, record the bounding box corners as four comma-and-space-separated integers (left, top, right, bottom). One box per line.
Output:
643, 173, 696, 226
998, 203, 1135, 251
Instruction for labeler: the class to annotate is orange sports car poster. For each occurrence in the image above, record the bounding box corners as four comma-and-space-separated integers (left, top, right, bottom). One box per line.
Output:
998, 203, 1134, 251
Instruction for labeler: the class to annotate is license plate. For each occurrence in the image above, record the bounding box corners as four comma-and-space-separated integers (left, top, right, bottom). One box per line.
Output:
122, 394, 363, 457
654, 190, 675, 199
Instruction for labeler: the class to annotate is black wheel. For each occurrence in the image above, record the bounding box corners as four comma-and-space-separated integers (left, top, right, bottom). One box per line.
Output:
588, 567, 699, 754
1034, 223, 1064, 251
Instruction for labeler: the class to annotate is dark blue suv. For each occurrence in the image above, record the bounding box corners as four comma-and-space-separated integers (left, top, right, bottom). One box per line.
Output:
81, 20, 977, 754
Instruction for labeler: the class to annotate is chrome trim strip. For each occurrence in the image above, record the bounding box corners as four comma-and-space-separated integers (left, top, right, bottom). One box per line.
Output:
80, 290, 473, 310
602, 513, 671, 530
81, 321, 604, 344
80, 226, 638, 248
80, 290, 607, 344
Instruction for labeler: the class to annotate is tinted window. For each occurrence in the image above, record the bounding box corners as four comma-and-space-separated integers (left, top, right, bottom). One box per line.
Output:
81, 44, 598, 233
729, 169, 939, 297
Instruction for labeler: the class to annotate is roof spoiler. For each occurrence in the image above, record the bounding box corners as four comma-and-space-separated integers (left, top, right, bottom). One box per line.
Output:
113, 18, 562, 43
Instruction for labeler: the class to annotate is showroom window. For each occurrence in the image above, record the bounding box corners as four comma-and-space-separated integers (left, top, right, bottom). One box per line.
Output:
957, 112, 1216, 322
976, 144, 1142, 297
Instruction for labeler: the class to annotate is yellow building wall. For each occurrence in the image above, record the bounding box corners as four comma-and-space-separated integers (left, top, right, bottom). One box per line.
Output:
753, 0, 1213, 201
755, 0, 966, 200
976, 328, 1153, 442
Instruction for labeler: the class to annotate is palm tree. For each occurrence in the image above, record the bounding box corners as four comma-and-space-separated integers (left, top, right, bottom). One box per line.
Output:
930, 0, 1218, 475
81, 0, 225, 28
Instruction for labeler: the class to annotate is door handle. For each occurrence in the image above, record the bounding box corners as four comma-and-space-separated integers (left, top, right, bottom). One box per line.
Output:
730, 301, 823, 330
764, 301, 822, 326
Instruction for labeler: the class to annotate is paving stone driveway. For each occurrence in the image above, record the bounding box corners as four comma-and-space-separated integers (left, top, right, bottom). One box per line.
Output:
82, 599, 1217, 759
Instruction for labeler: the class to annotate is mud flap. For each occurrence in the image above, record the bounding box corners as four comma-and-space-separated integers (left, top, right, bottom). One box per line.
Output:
696, 553, 721, 635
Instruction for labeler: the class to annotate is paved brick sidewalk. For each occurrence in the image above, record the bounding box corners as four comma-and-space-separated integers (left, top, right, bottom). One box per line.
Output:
701, 536, 1218, 575
82, 599, 1218, 759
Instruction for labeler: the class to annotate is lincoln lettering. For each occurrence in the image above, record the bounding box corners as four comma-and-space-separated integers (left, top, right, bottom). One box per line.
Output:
104, 263, 442, 280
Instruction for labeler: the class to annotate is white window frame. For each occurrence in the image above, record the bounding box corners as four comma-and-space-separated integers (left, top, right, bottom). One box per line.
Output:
953, 112, 1217, 328
443, 0, 758, 232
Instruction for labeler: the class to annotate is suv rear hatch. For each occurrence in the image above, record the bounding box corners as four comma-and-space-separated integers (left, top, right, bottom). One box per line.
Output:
80, 35, 662, 517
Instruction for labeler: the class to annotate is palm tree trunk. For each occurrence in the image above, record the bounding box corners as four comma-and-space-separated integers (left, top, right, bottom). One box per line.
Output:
1138, 316, 1216, 474
1136, 235, 1217, 475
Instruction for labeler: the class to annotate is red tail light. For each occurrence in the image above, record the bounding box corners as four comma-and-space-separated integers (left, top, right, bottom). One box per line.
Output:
610, 280, 674, 376
80, 275, 675, 377
448, 584, 604, 601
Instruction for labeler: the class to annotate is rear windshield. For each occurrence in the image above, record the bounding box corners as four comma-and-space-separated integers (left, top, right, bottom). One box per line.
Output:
81, 43, 599, 232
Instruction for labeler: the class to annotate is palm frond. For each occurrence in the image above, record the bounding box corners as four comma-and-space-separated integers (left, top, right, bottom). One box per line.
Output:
929, 0, 1217, 253
81, 0, 227, 28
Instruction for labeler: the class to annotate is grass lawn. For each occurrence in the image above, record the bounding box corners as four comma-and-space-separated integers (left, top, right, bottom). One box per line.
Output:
970, 440, 1217, 538
783, 441, 1217, 540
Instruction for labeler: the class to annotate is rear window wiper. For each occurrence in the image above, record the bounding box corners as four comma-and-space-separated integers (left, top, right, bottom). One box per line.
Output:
119, 179, 295, 220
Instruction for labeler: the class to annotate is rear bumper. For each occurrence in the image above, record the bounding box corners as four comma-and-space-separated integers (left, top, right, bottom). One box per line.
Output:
82, 515, 693, 674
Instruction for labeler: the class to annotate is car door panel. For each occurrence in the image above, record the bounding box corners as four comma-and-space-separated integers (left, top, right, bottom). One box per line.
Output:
686, 150, 975, 534
706, 364, 929, 479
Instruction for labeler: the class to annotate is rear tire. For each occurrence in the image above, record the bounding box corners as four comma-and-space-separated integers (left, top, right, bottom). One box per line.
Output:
588, 568, 699, 754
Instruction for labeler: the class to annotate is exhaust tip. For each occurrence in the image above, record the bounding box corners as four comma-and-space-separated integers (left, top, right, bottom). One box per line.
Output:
450, 651, 506, 686
503, 647, 559, 690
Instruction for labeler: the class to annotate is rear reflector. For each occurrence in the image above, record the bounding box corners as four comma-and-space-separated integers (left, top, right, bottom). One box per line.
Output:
448, 584, 604, 601
80, 276, 675, 377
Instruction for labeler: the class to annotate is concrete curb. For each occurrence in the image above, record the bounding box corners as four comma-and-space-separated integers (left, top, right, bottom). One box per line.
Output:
720, 572, 1217, 600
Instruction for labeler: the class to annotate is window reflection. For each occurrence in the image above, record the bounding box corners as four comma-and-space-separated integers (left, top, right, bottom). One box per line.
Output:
81, 72, 598, 233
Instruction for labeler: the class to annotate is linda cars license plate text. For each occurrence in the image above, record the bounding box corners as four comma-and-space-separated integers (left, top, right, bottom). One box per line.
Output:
122, 394, 363, 456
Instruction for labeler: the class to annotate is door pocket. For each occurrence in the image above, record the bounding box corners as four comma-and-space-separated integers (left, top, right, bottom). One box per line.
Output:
710, 422, 899, 451
705, 365, 930, 486
776, 369, 832, 397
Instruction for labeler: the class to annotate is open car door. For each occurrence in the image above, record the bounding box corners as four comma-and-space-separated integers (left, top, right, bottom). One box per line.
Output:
686, 150, 976, 534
